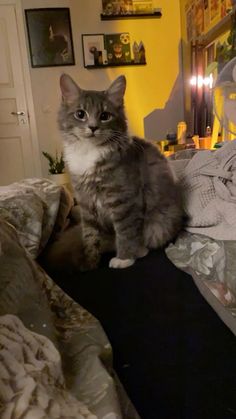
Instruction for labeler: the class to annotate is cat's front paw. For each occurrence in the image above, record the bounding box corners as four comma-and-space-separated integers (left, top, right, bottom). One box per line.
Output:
109, 257, 135, 269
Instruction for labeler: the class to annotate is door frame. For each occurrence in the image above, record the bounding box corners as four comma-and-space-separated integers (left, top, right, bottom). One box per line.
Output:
0, 0, 41, 177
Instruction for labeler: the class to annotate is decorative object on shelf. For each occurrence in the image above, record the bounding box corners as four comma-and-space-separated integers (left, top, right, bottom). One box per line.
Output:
132, 0, 153, 13
82, 34, 107, 67
132, 41, 139, 63
100, 0, 161, 19
104, 33, 131, 64
138, 41, 146, 63
102, 0, 134, 15
132, 41, 146, 63
25, 8, 75, 68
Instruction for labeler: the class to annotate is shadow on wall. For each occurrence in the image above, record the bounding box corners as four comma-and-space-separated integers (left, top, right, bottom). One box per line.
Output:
144, 72, 185, 141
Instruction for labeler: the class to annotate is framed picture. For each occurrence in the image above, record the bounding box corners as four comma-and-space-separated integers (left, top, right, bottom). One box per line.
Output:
25, 8, 75, 68
104, 33, 131, 64
82, 34, 107, 67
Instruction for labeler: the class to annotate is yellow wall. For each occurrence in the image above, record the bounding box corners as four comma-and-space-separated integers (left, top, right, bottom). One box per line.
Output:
22, 0, 182, 176
179, 0, 192, 126
103, 0, 182, 138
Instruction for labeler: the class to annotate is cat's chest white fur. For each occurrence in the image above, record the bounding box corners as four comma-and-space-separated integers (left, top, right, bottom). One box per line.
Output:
64, 140, 104, 176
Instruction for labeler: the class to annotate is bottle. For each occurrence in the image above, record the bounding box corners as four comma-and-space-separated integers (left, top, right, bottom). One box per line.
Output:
177, 121, 187, 144
205, 125, 212, 137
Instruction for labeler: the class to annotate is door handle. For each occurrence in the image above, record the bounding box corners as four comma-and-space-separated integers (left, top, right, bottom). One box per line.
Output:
11, 111, 25, 116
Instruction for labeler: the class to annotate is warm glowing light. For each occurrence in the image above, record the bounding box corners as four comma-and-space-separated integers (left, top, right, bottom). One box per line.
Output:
190, 73, 213, 88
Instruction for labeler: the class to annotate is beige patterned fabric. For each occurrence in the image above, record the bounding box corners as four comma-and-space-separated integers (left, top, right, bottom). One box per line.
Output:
166, 232, 236, 336
0, 314, 96, 419
166, 146, 236, 336
0, 178, 73, 258
0, 179, 140, 419
175, 140, 236, 240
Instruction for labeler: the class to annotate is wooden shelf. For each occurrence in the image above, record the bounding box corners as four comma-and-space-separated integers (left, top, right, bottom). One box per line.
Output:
85, 61, 146, 69
100, 10, 162, 20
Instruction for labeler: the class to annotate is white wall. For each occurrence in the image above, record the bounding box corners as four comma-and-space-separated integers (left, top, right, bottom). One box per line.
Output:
22, 0, 183, 177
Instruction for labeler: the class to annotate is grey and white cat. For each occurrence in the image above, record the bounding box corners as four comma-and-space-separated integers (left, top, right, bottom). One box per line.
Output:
58, 74, 183, 270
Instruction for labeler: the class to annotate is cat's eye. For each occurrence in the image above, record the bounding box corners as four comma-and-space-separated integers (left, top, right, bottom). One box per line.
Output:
100, 111, 112, 122
74, 109, 87, 121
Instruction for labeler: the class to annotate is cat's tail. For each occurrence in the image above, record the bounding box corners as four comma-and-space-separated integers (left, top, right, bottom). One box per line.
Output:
39, 223, 115, 274
39, 224, 85, 275
144, 203, 184, 250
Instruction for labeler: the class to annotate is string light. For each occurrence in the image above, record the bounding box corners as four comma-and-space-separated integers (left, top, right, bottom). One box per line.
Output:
190, 73, 213, 88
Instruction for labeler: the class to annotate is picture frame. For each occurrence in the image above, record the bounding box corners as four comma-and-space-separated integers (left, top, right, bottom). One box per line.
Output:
82, 34, 107, 67
104, 32, 131, 64
25, 8, 75, 68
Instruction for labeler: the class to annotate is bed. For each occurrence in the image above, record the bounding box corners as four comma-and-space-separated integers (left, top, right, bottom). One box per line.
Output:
1, 140, 236, 418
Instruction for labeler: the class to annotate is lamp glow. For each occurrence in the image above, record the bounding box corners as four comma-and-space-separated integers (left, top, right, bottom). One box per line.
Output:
190, 73, 213, 88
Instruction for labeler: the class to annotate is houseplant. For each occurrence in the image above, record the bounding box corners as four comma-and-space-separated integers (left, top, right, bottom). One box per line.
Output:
42, 150, 70, 188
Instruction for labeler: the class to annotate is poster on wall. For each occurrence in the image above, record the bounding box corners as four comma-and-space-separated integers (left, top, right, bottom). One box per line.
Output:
185, 1, 195, 42
220, 0, 233, 18
194, 0, 205, 37
104, 33, 131, 64
25, 8, 75, 68
186, 7, 193, 42
210, 0, 221, 22
204, 0, 210, 30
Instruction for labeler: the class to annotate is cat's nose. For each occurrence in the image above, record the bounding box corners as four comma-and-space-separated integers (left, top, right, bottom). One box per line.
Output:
89, 126, 98, 133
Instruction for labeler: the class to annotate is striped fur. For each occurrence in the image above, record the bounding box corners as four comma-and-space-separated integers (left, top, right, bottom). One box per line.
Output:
58, 74, 183, 270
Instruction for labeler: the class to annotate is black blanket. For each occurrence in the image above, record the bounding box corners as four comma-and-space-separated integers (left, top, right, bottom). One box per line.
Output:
48, 249, 236, 419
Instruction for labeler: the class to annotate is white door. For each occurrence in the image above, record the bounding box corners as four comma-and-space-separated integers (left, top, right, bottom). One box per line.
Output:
0, 3, 40, 185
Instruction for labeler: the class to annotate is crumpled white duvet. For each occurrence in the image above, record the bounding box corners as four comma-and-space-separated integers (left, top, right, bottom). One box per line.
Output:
0, 314, 97, 419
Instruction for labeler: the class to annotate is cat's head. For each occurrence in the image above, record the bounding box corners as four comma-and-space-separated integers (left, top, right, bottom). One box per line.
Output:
58, 74, 128, 146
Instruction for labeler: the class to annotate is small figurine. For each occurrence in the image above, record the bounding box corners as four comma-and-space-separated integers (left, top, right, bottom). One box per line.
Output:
89, 46, 103, 66
133, 41, 139, 63
132, 41, 146, 63
138, 41, 146, 64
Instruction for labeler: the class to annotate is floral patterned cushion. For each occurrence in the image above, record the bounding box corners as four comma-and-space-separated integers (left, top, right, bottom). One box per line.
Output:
166, 232, 236, 335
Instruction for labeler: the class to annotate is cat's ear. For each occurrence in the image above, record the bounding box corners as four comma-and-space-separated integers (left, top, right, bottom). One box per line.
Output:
60, 74, 81, 104
106, 75, 126, 106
